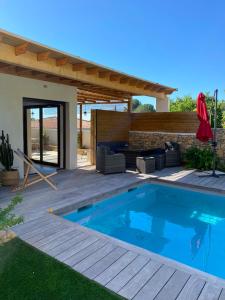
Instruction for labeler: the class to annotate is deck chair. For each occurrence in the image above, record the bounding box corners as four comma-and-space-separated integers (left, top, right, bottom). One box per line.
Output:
13, 149, 58, 191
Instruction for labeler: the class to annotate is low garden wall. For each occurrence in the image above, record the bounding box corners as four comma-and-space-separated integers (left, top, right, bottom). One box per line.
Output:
129, 130, 225, 162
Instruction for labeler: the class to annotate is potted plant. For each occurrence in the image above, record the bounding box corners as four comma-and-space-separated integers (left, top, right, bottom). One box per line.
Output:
0, 130, 19, 186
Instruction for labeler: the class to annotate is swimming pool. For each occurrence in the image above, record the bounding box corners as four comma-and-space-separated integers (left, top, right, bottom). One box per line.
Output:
64, 182, 225, 280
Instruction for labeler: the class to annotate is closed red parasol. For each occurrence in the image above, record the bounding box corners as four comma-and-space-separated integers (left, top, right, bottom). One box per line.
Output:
196, 92, 213, 142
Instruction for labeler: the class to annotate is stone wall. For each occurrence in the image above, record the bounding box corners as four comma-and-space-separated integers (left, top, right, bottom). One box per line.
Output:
129, 130, 225, 162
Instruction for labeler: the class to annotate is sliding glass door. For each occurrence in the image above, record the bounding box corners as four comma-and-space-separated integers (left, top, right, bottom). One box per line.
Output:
24, 105, 61, 167
42, 107, 59, 164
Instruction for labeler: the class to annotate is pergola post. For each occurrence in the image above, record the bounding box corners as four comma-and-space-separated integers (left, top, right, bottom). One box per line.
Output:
156, 96, 169, 112
127, 97, 132, 112
79, 104, 83, 148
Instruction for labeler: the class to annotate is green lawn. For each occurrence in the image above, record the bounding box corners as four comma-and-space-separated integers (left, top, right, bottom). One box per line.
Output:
0, 238, 122, 300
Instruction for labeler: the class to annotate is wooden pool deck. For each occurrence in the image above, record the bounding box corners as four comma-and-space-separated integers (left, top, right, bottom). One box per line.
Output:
2, 166, 225, 300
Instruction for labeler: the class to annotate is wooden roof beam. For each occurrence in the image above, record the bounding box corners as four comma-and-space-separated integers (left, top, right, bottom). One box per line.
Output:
37, 51, 50, 61
72, 63, 86, 71
110, 74, 120, 82
78, 98, 96, 103
136, 82, 146, 88
98, 70, 110, 78
81, 95, 124, 101
78, 101, 96, 104
129, 79, 138, 86
0, 33, 3, 43
15, 67, 32, 75
120, 77, 129, 84
86, 67, 99, 75
144, 84, 153, 90
59, 77, 73, 84
0, 62, 12, 69
15, 42, 29, 56
0, 64, 16, 72
45, 73, 60, 80
56, 57, 68, 66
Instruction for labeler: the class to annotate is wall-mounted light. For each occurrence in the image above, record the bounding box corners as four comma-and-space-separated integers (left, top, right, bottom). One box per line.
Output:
83, 104, 87, 116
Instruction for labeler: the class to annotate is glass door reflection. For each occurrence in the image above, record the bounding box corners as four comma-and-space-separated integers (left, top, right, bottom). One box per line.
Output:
42, 107, 59, 165
30, 108, 41, 161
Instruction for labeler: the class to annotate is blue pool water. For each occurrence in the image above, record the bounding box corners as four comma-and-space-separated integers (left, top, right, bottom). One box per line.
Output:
64, 183, 225, 279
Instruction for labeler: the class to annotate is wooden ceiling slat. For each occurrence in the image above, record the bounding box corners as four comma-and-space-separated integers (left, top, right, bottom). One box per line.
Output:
77, 89, 129, 104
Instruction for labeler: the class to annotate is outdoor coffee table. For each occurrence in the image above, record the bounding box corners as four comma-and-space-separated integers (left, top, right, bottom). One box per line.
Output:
117, 148, 153, 168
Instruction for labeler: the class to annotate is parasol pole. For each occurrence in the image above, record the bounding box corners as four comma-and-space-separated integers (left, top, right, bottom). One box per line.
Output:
212, 89, 218, 177
199, 89, 225, 178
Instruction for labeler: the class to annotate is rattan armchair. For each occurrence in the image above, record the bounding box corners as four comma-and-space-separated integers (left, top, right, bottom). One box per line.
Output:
96, 146, 126, 174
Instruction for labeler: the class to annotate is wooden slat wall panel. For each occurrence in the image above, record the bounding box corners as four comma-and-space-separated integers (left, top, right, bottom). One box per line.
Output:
90, 110, 97, 164
96, 110, 130, 142
90, 110, 199, 164
130, 112, 199, 133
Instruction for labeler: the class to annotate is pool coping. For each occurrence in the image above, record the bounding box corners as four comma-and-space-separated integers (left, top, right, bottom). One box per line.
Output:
54, 178, 225, 289
54, 177, 225, 217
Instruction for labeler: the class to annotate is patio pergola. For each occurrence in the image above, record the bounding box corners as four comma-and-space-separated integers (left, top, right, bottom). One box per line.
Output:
0, 28, 177, 175
77, 89, 131, 147
0, 28, 176, 107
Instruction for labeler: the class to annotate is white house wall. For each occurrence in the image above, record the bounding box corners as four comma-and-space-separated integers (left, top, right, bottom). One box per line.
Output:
0, 73, 77, 178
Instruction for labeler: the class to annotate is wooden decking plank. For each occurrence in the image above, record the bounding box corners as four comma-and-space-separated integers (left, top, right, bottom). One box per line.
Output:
13, 215, 50, 235
94, 251, 138, 286
133, 265, 175, 300
198, 283, 222, 300
106, 255, 150, 293
24, 223, 68, 244
154, 270, 190, 300
12, 214, 49, 230
46, 232, 88, 257
83, 247, 127, 279
19, 220, 63, 240
39, 228, 81, 251
73, 243, 116, 273
64, 239, 107, 267
56, 235, 99, 261
119, 259, 162, 299
176, 275, 206, 300
35, 227, 78, 248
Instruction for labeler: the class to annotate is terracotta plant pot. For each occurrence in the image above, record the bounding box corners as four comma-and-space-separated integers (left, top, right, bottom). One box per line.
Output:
1, 169, 19, 186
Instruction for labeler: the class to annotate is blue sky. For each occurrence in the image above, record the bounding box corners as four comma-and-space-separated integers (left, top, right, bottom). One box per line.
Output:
0, 0, 225, 108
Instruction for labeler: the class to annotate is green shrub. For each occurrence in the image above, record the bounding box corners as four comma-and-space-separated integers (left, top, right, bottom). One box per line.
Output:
217, 161, 225, 172
184, 147, 215, 170
0, 195, 23, 232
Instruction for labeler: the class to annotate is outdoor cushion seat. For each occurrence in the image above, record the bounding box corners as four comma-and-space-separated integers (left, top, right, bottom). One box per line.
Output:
96, 141, 129, 153
153, 153, 165, 170
96, 146, 126, 174
165, 142, 181, 167
136, 156, 155, 174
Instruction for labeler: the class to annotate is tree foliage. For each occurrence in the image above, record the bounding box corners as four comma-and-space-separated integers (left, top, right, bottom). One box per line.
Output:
131, 99, 141, 111
170, 94, 225, 128
170, 96, 196, 112
131, 99, 155, 112
205, 93, 224, 128
134, 103, 155, 112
